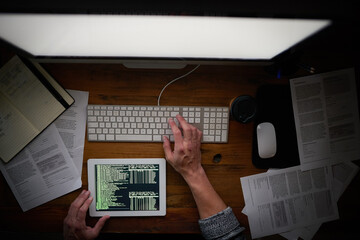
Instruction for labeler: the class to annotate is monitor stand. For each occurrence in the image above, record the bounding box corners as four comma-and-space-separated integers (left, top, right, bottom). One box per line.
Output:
122, 60, 187, 69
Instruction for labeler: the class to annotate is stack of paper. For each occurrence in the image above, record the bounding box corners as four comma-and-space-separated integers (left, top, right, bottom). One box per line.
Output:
241, 68, 360, 239
241, 162, 358, 239
0, 90, 88, 211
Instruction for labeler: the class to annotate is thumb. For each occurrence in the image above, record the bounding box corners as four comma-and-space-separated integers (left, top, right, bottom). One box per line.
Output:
92, 215, 110, 236
162, 136, 173, 161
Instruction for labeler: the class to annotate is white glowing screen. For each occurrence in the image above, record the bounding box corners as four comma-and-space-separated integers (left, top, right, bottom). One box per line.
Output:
0, 14, 330, 60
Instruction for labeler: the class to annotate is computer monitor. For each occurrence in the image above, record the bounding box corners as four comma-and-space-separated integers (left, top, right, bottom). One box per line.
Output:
0, 14, 331, 68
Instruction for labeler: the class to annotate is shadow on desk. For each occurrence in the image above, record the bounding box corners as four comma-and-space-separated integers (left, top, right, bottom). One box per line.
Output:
1, 231, 204, 240
2, 231, 290, 240
98, 233, 203, 240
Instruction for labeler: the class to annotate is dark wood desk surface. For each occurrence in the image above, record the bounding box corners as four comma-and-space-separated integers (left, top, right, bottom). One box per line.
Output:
1, 23, 360, 239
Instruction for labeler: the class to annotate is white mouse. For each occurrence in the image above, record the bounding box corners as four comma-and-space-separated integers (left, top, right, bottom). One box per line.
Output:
257, 122, 277, 159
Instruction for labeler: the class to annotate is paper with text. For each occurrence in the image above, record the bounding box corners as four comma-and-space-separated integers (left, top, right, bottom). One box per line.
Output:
240, 165, 339, 239
279, 161, 359, 240
0, 89, 88, 211
290, 68, 360, 170
0, 124, 81, 211
54, 89, 88, 174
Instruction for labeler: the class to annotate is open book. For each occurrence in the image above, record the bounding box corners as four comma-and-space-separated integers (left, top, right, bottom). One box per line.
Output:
0, 55, 74, 163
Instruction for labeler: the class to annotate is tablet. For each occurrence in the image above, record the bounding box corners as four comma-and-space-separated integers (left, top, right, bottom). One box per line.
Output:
87, 158, 166, 217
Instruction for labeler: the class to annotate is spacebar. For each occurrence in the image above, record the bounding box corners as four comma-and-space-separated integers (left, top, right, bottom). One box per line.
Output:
115, 135, 152, 141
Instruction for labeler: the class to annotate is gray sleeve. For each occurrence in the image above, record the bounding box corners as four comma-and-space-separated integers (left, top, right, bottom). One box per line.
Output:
198, 207, 246, 240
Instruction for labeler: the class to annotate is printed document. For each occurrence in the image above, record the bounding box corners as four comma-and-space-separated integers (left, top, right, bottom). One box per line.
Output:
240, 165, 339, 239
290, 68, 360, 170
0, 89, 88, 211
0, 124, 81, 211
54, 89, 88, 174
279, 161, 359, 240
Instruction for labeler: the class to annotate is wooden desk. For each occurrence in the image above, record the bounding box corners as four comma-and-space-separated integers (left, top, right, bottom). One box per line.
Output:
1, 21, 360, 239
0, 59, 273, 232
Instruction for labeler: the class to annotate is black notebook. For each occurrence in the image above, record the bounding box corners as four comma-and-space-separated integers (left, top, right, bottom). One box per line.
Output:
0, 55, 74, 163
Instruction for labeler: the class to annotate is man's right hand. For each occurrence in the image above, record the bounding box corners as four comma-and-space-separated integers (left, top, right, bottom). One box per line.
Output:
162, 114, 203, 180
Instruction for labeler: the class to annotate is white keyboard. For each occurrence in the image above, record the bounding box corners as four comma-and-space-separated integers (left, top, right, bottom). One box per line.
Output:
87, 105, 229, 143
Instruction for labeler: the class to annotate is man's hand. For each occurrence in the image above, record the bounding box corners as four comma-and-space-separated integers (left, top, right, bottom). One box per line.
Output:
63, 190, 110, 240
163, 115, 227, 219
162, 114, 203, 181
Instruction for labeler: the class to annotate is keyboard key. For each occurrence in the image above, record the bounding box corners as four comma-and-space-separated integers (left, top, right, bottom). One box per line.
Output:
115, 135, 152, 141
203, 136, 215, 142
88, 134, 97, 141
153, 135, 162, 141
106, 135, 115, 141
88, 122, 98, 128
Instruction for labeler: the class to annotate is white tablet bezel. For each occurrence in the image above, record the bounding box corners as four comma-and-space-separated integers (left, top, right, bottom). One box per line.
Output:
87, 158, 166, 217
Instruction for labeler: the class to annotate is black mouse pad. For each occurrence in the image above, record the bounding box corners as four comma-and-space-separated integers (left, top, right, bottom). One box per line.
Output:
252, 84, 300, 169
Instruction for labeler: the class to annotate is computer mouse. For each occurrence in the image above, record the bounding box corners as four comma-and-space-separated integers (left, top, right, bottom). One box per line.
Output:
256, 122, 277, 159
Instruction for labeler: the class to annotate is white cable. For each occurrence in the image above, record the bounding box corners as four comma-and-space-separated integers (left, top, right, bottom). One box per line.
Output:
157, 64, 200, 106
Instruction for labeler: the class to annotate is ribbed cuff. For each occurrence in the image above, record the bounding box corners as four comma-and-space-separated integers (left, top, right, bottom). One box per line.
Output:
198, 207, 245, 240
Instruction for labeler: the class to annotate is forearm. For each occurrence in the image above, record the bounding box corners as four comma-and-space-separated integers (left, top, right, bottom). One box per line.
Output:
183, 166, 227, 219
163, 116, 245, 239
184, 168, 246, 240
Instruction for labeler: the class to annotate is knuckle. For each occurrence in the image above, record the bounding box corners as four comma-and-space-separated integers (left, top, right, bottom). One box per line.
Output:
63, 217, 72, 227
191, 126, 197, 134
79, 206, 87, 214
70, 201, 80, 210
183, 127, 192, 134
172, 127, 181, 135
177, 145, 185, 153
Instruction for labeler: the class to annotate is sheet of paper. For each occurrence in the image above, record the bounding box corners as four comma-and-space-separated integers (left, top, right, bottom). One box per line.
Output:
242, 190, 318, 240
290, 68, 360, 170
279, 161, 359, 240
240, 165, 339, 239
0, 124, 81, 211
244, 162, 359, 239
54, 89, 88, 174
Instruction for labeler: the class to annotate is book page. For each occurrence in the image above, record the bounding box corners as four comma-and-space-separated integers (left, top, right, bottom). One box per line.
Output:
290, 69, 360, 170
0, 94, 39, 162
0, 56, 65, 131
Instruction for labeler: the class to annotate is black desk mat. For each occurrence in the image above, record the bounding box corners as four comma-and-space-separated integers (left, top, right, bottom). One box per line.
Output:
252, 84, 300, 169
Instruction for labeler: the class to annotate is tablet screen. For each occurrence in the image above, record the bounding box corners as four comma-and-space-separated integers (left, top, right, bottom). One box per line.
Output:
88, 158, 166, 217
96, 164, 160, 211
